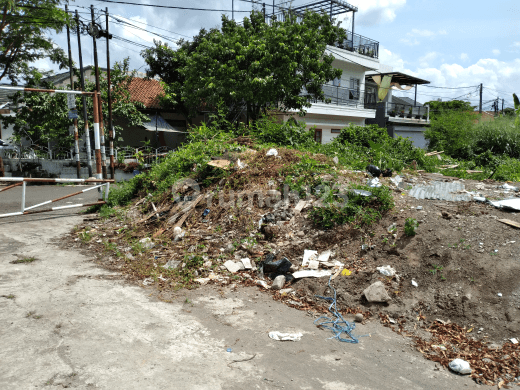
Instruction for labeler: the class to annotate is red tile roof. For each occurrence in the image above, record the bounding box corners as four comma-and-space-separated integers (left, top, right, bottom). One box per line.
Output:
128, 78, 164, 109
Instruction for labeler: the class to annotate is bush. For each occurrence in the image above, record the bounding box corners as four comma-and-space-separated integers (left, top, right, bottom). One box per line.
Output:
248, 117, 314, 147
472, 117, 520, 158
423, 110, 475, 159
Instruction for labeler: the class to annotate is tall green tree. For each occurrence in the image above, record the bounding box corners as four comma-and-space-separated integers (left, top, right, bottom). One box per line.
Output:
141, 30, 210, 125
0, 0, 69, 84
2, 59, 148, 150
143, 10, 345, 124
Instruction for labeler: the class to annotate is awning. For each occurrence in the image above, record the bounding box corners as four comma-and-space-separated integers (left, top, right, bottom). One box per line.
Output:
142, 114, 188, 133
366, 71, 430, 86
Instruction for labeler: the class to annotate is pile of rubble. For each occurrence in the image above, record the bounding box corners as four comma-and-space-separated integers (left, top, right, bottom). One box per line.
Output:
72, 145, 520, 387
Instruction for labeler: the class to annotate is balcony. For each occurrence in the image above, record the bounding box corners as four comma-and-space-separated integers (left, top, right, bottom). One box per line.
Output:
303, 84, 369, 109
384, 102, 430, 123
332, 31, 379, 59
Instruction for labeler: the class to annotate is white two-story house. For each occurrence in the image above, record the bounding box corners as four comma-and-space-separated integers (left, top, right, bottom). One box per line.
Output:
278, 0, 431, 147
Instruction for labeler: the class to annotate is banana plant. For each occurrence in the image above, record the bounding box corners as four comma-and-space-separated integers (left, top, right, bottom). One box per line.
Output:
514, 93, 520, 127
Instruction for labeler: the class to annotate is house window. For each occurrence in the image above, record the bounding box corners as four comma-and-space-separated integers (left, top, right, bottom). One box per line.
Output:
365, 85, 377, 104
314, 129, 322, 144
349, 77, 360, 100
331, 129, 341, 134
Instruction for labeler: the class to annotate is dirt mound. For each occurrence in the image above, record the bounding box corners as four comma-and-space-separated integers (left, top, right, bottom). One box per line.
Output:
71, 147, 520, 386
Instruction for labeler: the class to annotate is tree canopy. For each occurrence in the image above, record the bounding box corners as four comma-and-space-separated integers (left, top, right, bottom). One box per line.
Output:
142, 10, 346, 123
0, 0, 69, 85
2, 59, 148, 150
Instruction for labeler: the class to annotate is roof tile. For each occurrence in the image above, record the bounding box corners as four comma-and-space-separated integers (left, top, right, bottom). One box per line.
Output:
128, 78, 164, 109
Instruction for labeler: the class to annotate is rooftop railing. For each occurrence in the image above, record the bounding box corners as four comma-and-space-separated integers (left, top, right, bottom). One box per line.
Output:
332, 31, 379, 59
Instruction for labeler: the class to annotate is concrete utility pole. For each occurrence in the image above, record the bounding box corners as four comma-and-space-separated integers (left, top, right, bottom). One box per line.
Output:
91, 5, 107, 179
479, 83, 483, 114
65, 5, 81, 179
105, 7, 115, 179
502, 98, 504, 114
75, 10, 93, 178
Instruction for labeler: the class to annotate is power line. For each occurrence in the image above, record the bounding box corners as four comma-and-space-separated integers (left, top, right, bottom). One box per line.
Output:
110, 13, 191, 39
94, 0, 251, 12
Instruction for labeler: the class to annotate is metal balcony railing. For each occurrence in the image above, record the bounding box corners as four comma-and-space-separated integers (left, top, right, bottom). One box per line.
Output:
385, 102, 430, 121
332, 31, 379, 59
302, 84, 373, 109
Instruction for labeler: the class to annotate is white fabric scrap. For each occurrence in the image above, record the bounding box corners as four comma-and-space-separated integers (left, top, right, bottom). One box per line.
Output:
268, 331, 303, 341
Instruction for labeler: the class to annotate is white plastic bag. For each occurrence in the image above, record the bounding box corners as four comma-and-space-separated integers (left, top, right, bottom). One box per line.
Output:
266, 148, 278, 157
377, 265, 396, 277
268, 331, 303, 341
449, 359, 472, 375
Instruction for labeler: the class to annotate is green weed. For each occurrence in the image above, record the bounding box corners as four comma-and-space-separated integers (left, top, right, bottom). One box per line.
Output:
10, 257, 37, 264
404, 218, 418, 237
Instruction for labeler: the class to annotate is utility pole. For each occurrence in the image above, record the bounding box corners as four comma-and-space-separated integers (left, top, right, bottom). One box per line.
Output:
105, 7, 115, 179
75, 10, 93, 178
65, 5, 81, 179
502, 98, 504, 114
91, 5, 107, 179
263, 3, 266, 21
273, 0, 275, 17
479, 83, 483, 114
232, 0, 234, 20
414, 84, 417, 107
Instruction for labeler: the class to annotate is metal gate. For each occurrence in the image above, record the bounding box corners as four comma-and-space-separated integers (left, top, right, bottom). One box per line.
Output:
0, 178, 113, 218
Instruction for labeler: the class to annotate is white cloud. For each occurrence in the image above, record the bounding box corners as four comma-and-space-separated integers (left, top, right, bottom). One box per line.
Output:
460, 53, 469, 61
400, 38, 420, 46
418, 52, 439, 68
492, 49, 501, 56
413, 59, 520, 102
345, 0, 407, 26
379, 47, 407, 71
513, 42, 520, 48
410, 28, 435, 37
438, 30, 447, 35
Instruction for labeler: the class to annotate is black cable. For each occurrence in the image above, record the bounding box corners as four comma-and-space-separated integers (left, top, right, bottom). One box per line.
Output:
94, 0, 251, 12
110, 13, 190, 39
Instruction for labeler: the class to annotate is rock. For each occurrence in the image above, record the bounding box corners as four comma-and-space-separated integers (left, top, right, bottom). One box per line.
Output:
296, 231, 305, 237
125, 253, 135, 261
363, 281, 391, 303
224, 243, 235, 253
203, 260, 212, 268
272, 275, 286, 290
163, 260, 181, 270
280, 288, 293, 295
354, 313, 364, 323
240, 257, 253, 270
332, 156, 339, 165
289, 264, 299, 273
441, 211, 452, 220
223, 260, 242, 273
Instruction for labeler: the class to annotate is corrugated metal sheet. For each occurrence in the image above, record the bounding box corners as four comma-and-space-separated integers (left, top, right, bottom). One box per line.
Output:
408, 181, 472, 202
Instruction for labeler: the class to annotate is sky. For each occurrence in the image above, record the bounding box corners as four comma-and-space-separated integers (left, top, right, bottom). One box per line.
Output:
35, 0, 520, 110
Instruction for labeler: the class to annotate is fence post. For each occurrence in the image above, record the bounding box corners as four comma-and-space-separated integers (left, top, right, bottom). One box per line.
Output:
104, 182, 110, 202
21, 181, 26, 213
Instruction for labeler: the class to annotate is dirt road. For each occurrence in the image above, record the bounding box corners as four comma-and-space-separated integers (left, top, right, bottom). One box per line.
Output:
0, 213, 480, 389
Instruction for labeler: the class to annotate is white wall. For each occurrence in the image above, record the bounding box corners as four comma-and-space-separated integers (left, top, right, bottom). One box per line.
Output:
391, 125, 429, 149
286, 113, 365, 144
